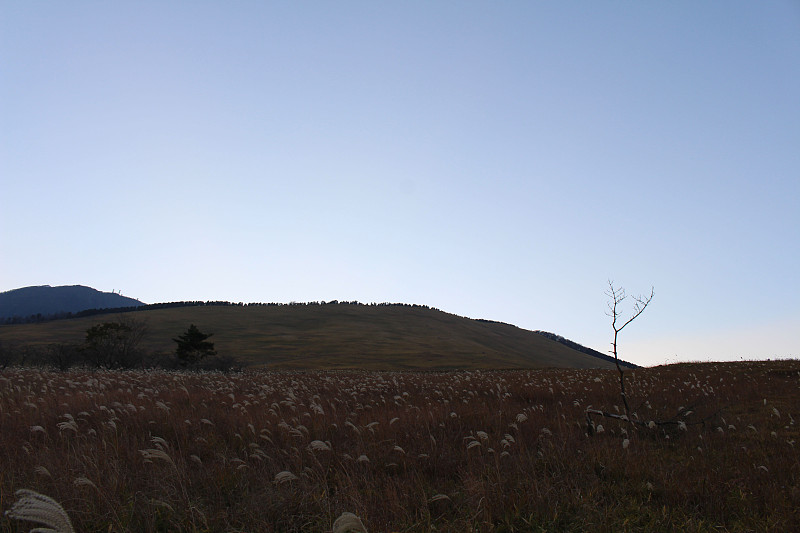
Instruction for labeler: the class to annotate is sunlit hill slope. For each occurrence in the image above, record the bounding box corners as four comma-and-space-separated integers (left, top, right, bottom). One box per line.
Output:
0, 302, 630, 370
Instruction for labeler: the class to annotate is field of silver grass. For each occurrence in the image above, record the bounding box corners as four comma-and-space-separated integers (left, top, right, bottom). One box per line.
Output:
1, 362, 798, 531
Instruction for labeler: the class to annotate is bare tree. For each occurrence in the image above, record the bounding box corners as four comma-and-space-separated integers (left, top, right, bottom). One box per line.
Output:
82, 317, 148, 369
588, 282, 724, 436
586, 281, 654, 434
606, 281, 654, 419
45, 343, 81, 372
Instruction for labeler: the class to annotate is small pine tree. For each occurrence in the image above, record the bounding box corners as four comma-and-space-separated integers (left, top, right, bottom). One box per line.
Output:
173, 324, 216, 367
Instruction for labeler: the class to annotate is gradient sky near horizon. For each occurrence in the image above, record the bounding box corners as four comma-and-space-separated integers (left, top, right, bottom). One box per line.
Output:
2, 2, 798, 367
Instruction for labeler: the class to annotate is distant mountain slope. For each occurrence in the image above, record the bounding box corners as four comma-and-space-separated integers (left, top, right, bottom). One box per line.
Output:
0, 301, 629, 370
533, 330, 638, 369
0, 285, 144, 321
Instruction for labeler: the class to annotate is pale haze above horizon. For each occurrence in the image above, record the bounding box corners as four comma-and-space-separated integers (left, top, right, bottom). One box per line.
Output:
2, 2, 798, 367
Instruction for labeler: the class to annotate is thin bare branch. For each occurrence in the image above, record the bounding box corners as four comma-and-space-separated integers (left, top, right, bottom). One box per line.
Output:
614, 286, 654, 333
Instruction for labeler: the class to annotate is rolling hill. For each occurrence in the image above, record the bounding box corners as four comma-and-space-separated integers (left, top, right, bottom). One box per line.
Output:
0, 301, 630, 370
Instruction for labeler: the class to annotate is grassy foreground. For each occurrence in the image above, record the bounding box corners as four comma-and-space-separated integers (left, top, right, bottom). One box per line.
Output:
1, 360, 798, 532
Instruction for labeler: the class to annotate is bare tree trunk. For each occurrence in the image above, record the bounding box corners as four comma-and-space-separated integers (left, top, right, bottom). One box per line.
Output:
611, 325, 631, 418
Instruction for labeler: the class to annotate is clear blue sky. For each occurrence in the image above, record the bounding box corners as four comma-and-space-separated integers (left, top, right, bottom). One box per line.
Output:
2, 2, 798, 366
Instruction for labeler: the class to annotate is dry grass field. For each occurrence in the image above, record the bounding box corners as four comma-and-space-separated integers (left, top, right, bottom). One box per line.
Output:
1, 361, 798, 532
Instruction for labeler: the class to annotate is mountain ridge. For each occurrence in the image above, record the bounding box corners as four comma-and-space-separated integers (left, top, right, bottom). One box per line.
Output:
0, 285, 144, 321
533, 330, 635, 368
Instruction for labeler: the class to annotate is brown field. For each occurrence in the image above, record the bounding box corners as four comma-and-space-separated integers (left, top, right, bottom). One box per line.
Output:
1, 361, 798, 532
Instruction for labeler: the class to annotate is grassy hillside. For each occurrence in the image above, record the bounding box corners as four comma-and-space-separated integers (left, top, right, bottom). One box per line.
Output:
0, 303, 619, 370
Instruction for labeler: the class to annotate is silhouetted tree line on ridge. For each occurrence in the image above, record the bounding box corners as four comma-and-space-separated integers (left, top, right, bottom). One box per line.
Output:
1, 300, 445, 325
